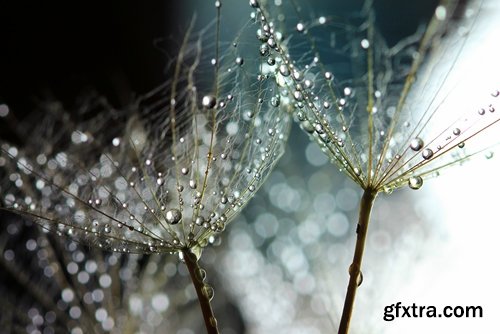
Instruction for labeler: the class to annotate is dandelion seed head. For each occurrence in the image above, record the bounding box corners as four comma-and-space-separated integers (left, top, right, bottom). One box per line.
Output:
0, 3, 292, 255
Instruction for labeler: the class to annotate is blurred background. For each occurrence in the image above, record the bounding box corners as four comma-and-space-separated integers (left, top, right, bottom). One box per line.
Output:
1, 0, 500, 333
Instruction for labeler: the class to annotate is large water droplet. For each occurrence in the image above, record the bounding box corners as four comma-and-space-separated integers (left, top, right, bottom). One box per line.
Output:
202, 95, 216, 109
166, 209, 182, 225
422, 148, 433, 160
410, 138, 424, 151
408, 176, 423, 190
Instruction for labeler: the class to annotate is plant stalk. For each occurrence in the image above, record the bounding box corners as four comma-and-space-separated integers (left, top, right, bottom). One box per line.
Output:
338, 189, 377, 334
183, 249, 219, 334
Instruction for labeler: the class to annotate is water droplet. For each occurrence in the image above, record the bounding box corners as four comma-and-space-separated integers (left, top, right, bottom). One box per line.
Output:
267, 57, 275, 66
293, 70, 303, 81
189, 180, 197, 189
214, 0, 221, 8
195, 216, 204, 226
235, 56, 244, 66
485, 151, 494, 159
489, 104, 495, 112
279, 64, 290, 77
195, 268, 207, 282
202, 95, 216, 109
410, 138, 424, 151
408, 176, 423, 190
492, 89, 500, 97
166, 209, 182, 225
458, 142, 465, 148
157, 178, 164, 186
267, 38, 276, 48
293, 90, 303, 101
324, 72, 333, 80
104, 225, 111, 233
360, 39, 370, 49
271, 95, 280, 107
435, 5, 447, 20
478, 108, 486, 115
259, 44, 269, 56
249, 0, 259, 8
296, 22, 305, 32
422, 148, 434, 160
357, 271, 364, 286
181, 167, 189, 175
453, 128, 461, 136
202, 284, 215, 301
248, 185, 256, 192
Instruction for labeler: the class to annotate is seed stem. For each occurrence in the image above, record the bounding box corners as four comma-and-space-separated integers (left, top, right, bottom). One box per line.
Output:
338, 189, 377, 334
183, 248, 219, 334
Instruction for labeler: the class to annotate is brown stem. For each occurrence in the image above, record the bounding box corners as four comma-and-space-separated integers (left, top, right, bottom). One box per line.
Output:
183, 248, 219, 334
338, 189, 377, 334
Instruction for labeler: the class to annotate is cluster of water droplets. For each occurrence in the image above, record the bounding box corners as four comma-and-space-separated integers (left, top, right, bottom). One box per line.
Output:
0, 0, 291, 255
252, 0, 500, 193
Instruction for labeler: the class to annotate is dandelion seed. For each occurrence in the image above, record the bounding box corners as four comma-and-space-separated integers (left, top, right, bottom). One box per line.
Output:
254, 0, 500, 331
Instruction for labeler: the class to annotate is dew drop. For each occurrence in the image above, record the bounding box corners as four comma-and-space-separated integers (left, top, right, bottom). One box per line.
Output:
181, 167, 189, 175
360, 39, 370, 49
408, 176, 423, 190
195, 268, 207, 282
485, 151, 494, 159
202, 95, 217, 109
235, 56, 244, 66
259, 44, 269, 56
271, 95, 280, 107
195, 216, 205, 226
249, 0, 259, 8
248, 185, 256, 192
478, 108, 486, 115
214, 0, 221, 8
189, 180, 197, 189
324, 72, 333, 80
410, 138, 424, 151
422, 148, 433, 160
489, 104, 495, 112
435, 5, 447, 20
293, 90, 303, 101
492, 89, 500, 97
157, 178, 164, 186
202, 284, 215, 301
166, 209, 182, 225
453, 128, 461, 136
296, 22, 305, 32
279, 64, 290, 77
458, 142, 465, 148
